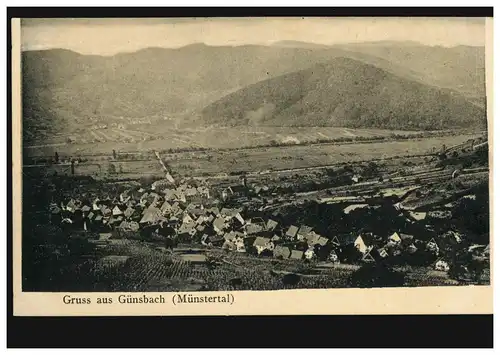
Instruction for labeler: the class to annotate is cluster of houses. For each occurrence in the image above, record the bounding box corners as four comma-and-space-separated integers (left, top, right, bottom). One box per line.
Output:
45, 175, 490, 272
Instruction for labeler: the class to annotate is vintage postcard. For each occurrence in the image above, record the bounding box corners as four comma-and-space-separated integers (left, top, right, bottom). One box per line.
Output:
12, 16, 493, 316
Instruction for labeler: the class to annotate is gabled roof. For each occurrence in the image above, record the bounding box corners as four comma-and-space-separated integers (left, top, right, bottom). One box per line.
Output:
101, 207, 112, 216
224, 231, 237, 241
253, 237, 271, 247
178, 221, 196, 235
273, 245, 291, 259
297, 225, 313, 236
266, 219, 278, 231
234, 212, 245, 225
317, 237, 329, 246
343, 204, 369, 214
213, 217, 226, 231
286, 225, 299, 238
388, 232, 401, 243
124, 207, 135, 218
81, 205, 91, 212
290, 250, 304, 260
139, 206, 161, 224
112, 206, 123, 216
87, 211, 95, 220
246, 223, 264, 235
160, 201, 172, 213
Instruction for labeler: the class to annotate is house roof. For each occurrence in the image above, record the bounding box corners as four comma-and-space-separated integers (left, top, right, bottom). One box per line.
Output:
213, 217, 226, 231
81, 205, 91, 212
273, 245, 291, 259
234, 212, 245, 225
178, 221, 196, 234
253, 237, 271, 247
266, 219, 278, 231
286, 225, 299, 238
290, 250, 304, 260
246, 223, 264, 235
124, 207, 135, 218
139, 206, 161, 224
298, 225, 313, 236
112, 206, 123, 216
317, 237, 329, 246
343, 204, 369, 214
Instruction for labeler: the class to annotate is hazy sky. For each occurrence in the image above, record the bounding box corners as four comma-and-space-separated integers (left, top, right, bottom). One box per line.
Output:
21, 17, 486, 55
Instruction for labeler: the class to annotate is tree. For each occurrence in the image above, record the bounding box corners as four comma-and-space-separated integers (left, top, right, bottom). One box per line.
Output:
112, 149, 117, 160
108, 163, 116, 174
54, 151, 59, 164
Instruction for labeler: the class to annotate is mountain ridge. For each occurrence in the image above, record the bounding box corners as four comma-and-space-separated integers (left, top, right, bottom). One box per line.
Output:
201, 56, 486, 131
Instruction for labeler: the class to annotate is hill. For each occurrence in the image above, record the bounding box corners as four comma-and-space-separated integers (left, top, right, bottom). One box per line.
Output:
201, 57, 486, 130
22, 42, 486, 140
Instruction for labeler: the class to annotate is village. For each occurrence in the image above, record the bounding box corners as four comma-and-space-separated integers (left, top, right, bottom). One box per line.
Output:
42, 161, 489, 278
20, 131, 490, 291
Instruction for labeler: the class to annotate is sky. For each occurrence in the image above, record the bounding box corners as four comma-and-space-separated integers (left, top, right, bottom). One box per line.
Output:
21, 17, 486, 56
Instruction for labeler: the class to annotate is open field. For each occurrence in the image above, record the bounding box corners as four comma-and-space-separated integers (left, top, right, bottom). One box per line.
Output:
23, 134, 480, 179
23, 126, 471, 157
24, 239, 463, 292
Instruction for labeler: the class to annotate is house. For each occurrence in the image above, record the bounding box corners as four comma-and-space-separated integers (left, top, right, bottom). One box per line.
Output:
245, 223, 264, 235
207, 234, 225, 247
112, 206, 123, 216
182, 213, 194, 224
388, 232, 401, 244
235, 238, 246, 253
253, 237, 273, 255
163, 189, 177, 201
343, 204, 369, 214
351, 175, 360, 183
119, 192, 131, 203
273, 245, 291, 259
290, 250, 304, 260
224, 231, 237, 242
354, 235, 369, 254
101, 207, 112, 217
139, 206, 161, 225
213, 217, 226, 234
233, 212, 245, 226
297, 225, 312, 240
160, 201, 172, 214
409, 211, 427, 221
123, 207, 135, 219
178, 222, 197, 238
195, 216, 205, 225
266, 219, 278, 231
361, 247, 376, 262
285, 225, 299, 239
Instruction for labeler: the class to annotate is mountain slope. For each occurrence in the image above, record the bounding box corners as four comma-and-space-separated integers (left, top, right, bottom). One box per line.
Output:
201, 57, 486, 130
22, 42, 486, 140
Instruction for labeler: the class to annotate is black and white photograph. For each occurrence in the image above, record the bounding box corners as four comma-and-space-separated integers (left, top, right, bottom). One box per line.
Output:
19, 16, 491, 294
